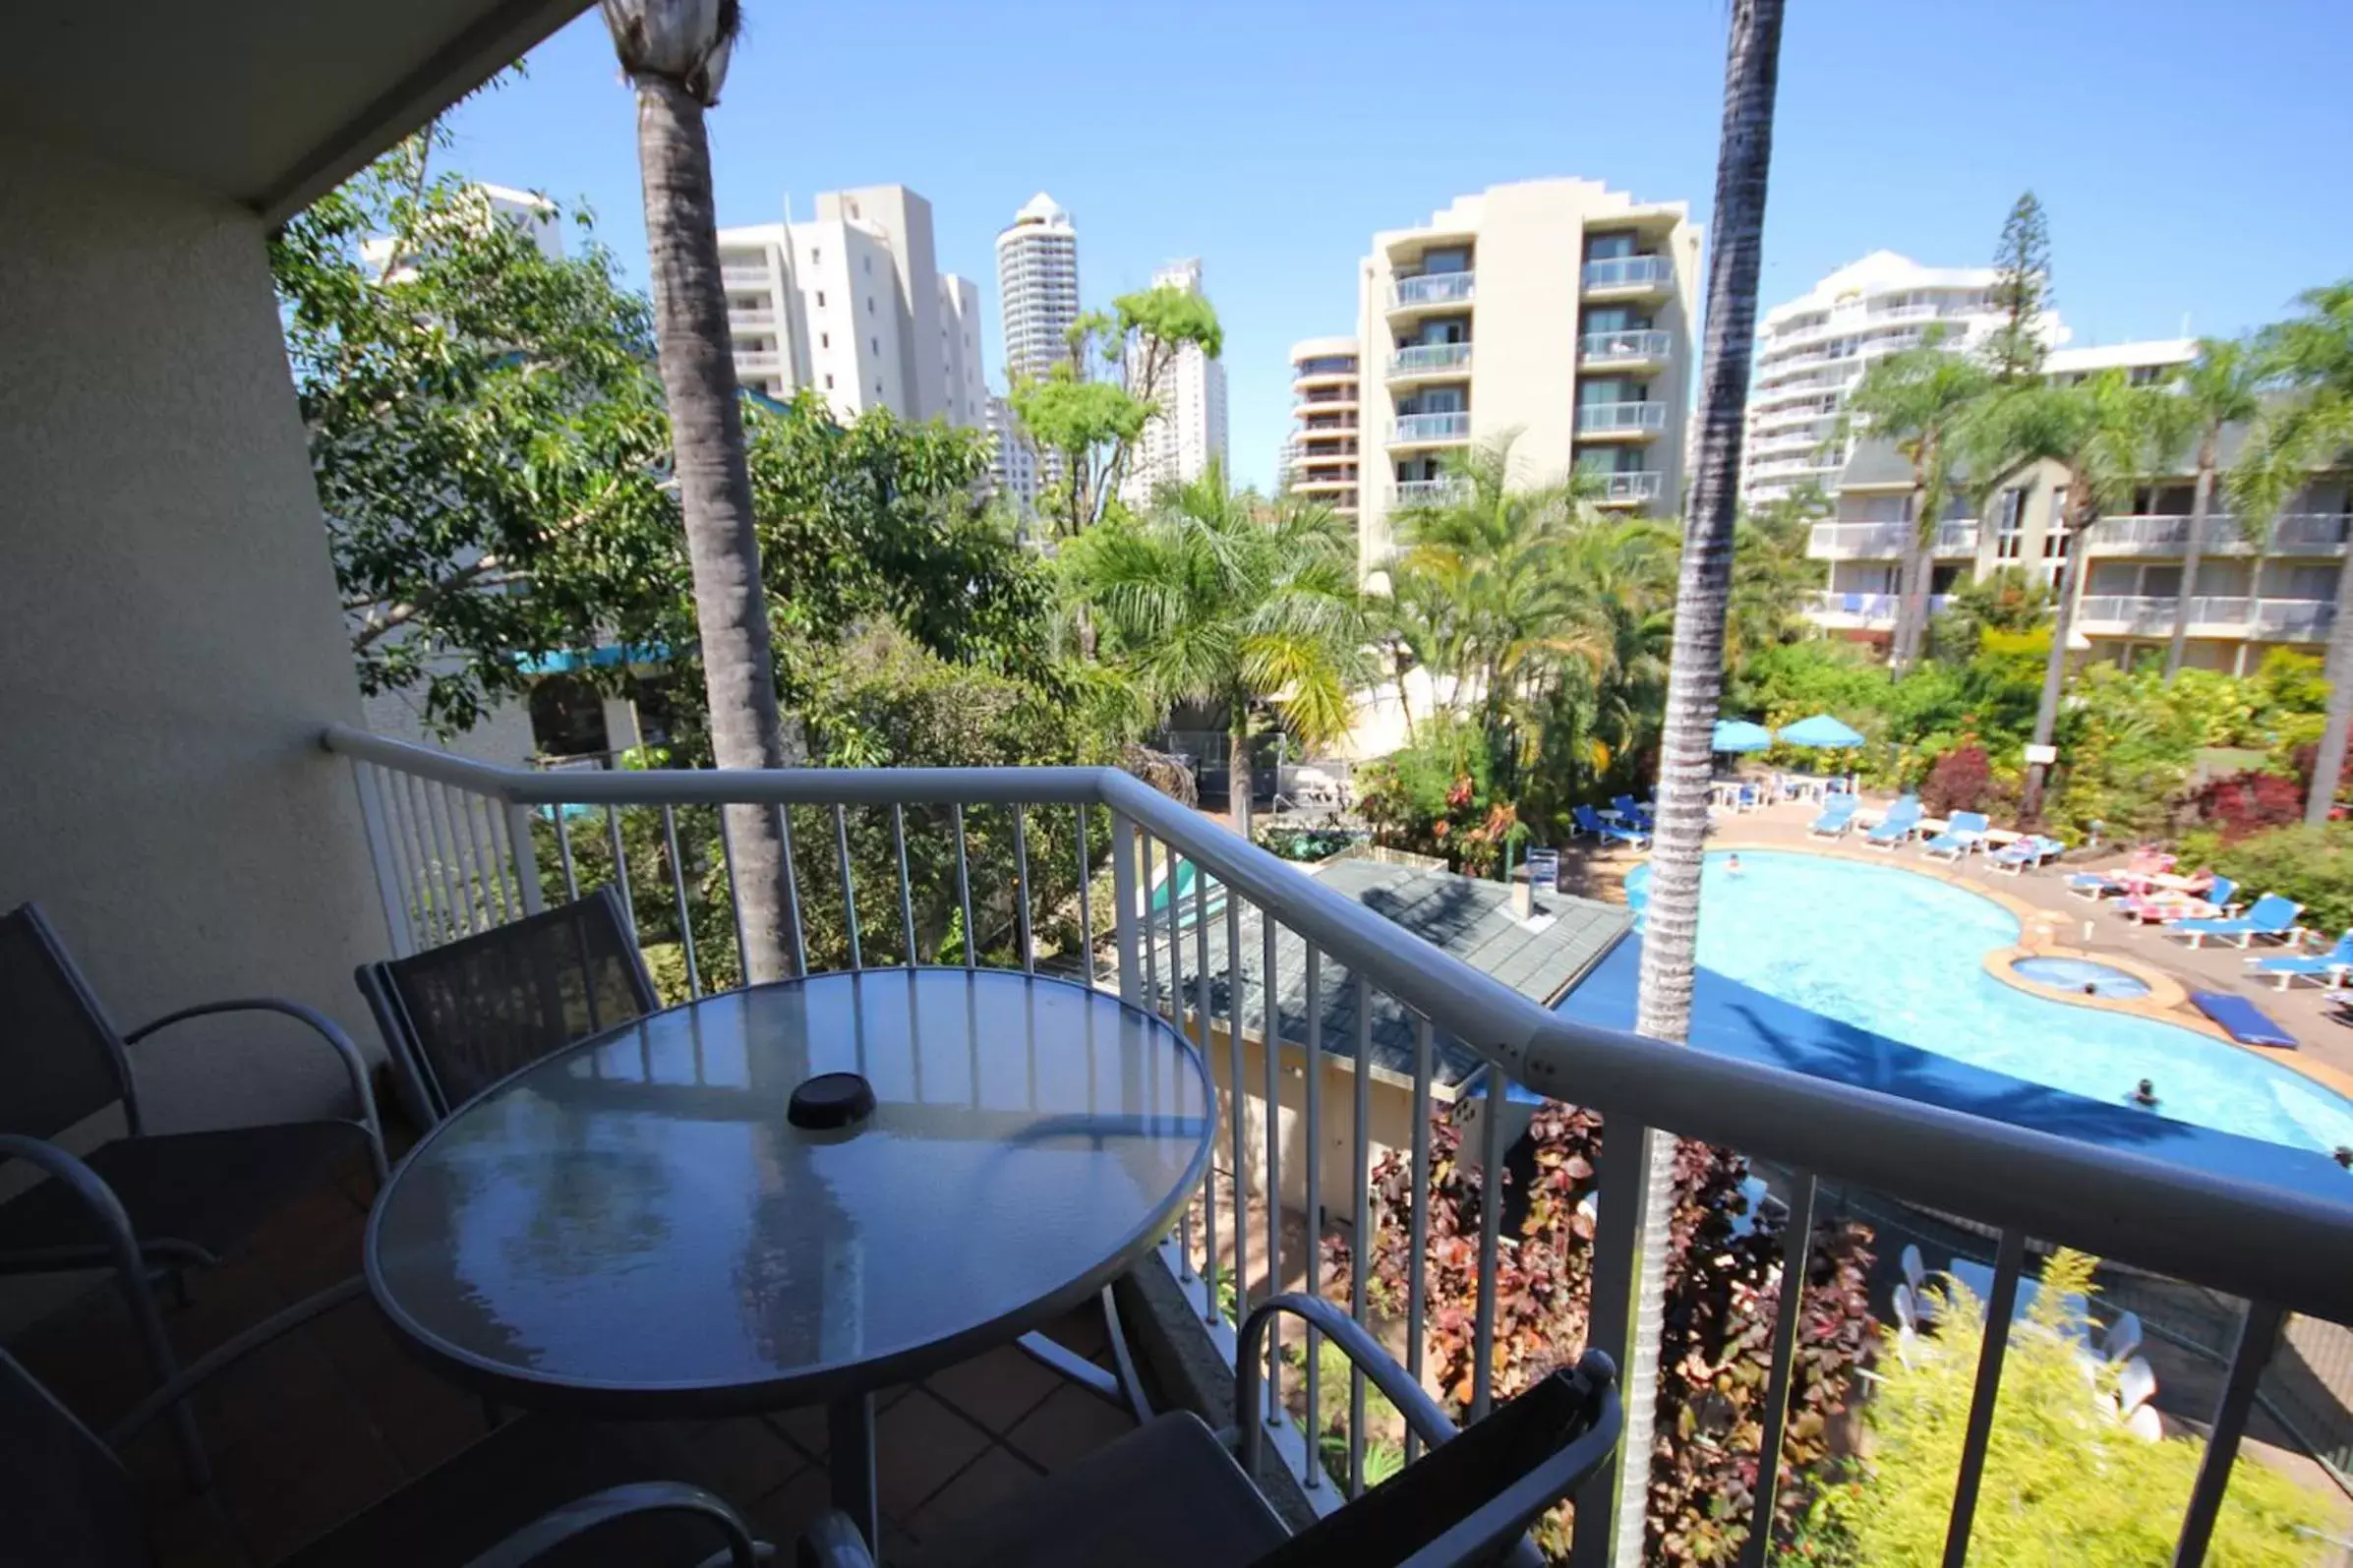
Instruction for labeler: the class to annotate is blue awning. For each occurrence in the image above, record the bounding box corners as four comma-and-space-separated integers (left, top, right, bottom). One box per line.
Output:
1711, 719, 1773, 753
1778, 713, 1865, 749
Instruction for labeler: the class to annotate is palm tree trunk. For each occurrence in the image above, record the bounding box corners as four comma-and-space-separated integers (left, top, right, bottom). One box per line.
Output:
2165, 434, 2216, 680
630, 75, 797, 982
2019, 497, 2088, 823
1893, 491, 1931, 668
1227, 713, 1253, 835
1618, 1, 1784, 1562
2307, 556, 2353, 825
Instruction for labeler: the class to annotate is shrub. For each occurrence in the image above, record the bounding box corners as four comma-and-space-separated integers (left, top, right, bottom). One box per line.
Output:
1325, 1102, 1874, 1564
1922, 745, 1992, 816
2205, 822, 2353, 935
2190, 769, 2306, 841
1823, 1250, 2332, 1565
1354, 716, 1524, 875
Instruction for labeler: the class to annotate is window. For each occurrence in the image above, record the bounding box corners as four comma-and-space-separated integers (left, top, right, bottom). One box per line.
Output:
820, 332, 829, 349
863, 256, 873, 274
875, 381, 884, 396
870, 336, 880, 355
866, 297, 876, 316
824, 374, 835, 389
1994, 489, 2025, 559
810, 247, 820, 265
816, 291, 826, 307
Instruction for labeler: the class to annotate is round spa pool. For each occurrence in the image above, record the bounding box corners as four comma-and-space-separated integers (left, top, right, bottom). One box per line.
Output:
2010, 956, 2152, 1000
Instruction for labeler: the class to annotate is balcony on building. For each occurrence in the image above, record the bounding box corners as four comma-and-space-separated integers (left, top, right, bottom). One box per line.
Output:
1807, 520, 1979, 559
1384, 341, 1474, 382
1588, 470, 1665, 506
1577, 328, 1673, 370
1573, 400, 1667, 437
1580, 254, 1674, 297
1390, 410, 1473, 446
1388, 269, 1476, 314
1391, 476, 1468, 507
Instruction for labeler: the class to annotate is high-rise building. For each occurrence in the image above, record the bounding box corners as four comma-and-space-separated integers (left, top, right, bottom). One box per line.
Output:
1742, 251, 2066, 511
1120, 259, 1228, 505
1286, 336, 1360, 520
1354, 178, 1700, 580
996, 193, 1081, 384
713, 185, 984, 429
985, 394, 1040, 521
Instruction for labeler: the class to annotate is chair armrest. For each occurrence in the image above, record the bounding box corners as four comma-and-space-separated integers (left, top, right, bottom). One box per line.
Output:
1234, 1292, 1458, 1481
794, 1509, 879, 1568
124, 998, 385, 1183
107, 1276, 368, 1446
462, 1481, 765, 1568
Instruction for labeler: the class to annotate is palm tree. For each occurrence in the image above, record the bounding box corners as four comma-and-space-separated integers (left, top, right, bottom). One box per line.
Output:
2164, 339, 2263, 679
1966, 371, 2178, 820
1063, 465, 1373, 830
2234, 282, 2353, 823
1618, 0, 1786, 1559
1839, 331, 1993, 668
600, 0, 797, 981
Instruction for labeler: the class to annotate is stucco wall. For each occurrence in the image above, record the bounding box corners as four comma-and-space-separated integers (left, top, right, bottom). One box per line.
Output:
0, 130, 390, 1134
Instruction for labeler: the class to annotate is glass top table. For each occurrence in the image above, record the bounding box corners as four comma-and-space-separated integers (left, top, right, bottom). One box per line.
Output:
367, 967, 1213, 1542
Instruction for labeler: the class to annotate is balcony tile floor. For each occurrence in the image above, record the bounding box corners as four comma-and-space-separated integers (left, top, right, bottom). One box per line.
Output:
7, 1159, 1141, 1566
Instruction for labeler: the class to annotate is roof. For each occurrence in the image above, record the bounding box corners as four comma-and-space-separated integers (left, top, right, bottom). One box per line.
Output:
4, 0, 592, 223
1150, 856, 1631, 1093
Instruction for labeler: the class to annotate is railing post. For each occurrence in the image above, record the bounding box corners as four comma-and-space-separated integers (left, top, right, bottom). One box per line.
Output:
1570, 1112, 1656, 1568
505, 800, 546, 916
1109, 814, 1143, 1008
2171, 1301, 2286, 1568
350, 761, 418, 957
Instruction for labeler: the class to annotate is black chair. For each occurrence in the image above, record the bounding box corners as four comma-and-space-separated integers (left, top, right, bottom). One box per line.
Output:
797, 1294, 1621, 1568
0, 1278, 766, 1568
357, 887, 660, 1129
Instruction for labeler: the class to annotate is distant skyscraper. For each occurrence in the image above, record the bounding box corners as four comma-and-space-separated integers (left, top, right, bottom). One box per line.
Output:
1286, 336, 1361, 519
995, 193, 1081, 384
1121, 259, 1228, 506
985, 394, 1040, 521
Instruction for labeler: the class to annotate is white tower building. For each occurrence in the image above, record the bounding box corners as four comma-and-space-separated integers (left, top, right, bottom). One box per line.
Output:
1120, 259, 1228, 506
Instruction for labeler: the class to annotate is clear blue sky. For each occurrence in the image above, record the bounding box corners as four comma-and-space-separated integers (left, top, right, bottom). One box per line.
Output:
443, 0, 2352, 492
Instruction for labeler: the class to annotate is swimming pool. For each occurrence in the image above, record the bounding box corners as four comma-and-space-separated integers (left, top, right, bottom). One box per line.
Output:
1622, 850, 2353, 1157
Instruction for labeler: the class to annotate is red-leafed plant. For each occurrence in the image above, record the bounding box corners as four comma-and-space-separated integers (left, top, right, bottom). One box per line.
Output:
1921, 744, 1992, 817
1325, 1102, 1874, 1564
2192, 769, 2305, 840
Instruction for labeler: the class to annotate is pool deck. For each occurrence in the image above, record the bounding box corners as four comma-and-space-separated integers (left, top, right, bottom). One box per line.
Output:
1558, 794, 2353, 1110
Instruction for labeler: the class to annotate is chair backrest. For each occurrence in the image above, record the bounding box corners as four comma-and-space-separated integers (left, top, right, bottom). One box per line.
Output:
1572, 804, 1601, 828
1891, 1282, 1917, 1333
0, 1347, 147, 1568
1900, 1243, 1925, 1288
2104, 1309, 2143, 1362
2330, 931, 2353, 963
2117, 1354, 2157, 1414
1951, 812, 1990, 835
2247, 894, 2301, 930
357, 888, 659, 1125
2208, 876, 2237, 909
1890, 795, 1920, 824
1252, 1355, 1620, 1568
0, 904, 138, 1138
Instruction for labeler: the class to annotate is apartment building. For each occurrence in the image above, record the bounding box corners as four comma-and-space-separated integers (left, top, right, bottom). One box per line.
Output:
986, 393, 1040, 520
1119, 259, 1230, 506
714, 185, 984, 429
1741, 251, 2065, 511
1805, 341, 2352, 672
1353, 178, 1700, 580
1286, 336, 1361, 519
996, 192, 1081, 383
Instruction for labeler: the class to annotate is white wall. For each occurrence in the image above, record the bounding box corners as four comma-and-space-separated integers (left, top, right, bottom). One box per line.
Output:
0, 129, 391, 1132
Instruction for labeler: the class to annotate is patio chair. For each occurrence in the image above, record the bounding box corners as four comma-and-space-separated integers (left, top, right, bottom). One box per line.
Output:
2119, 875, 2239, 926
1572, 803, 1648, 850
1610, 795, 1654, 832
2066, 846, 2175, 900
2103, 1310, 2143, 1364
356, 887, 659, 1128
1862, 796, 1922, 848
799, 1294, 1620, 1568
1920, 811, 1990, 861
1900, 1243, 1927, 1294
1987, 834, 2065, 875
2168, 893, 2304, 950
2248, 930, 2353, 990
1807, 794, 1859, 839
0, 1282, 764, 1568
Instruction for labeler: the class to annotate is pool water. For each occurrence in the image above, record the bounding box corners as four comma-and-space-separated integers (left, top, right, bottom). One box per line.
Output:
2012, 956, 2151, 1000
1624, 851, 2353, 1157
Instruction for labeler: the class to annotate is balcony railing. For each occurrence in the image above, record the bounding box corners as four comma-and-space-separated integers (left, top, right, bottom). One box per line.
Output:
1390, 271, 1475, 309
731, 310, 778, 331
1573, 400, 1668, 435
1581, 255, 1674, 291
324, 724, 2353, 1566
720, 264, 771, 288
1578, 328, 1673, 365
1386, 343, 1473, 377
734, 350, 783, 375
2075, 595, 2271, 634
1591, 470, 1664, 503
1391, 411, 1471, 443
1391, 477, 1466, 507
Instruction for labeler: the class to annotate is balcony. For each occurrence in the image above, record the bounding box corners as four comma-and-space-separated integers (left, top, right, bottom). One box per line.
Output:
1573, 400, 1667, 437
2253, 598, 2336, 639
1806, 521, 1979, 560
731, 309, 778, 331
735, 349, 783, 376
1384, 342, 1473, 381
720, 263, 772, 288
1391, 477, 1467, 506
1390, 411, 1471, 445
2268, 513, 2353, 553
1578, 328, 1673, 368
1580, 255, 1674, 295
1389, 271, 1475, 311
1591, 470, 1665, 505
2075, 595, 2259, 635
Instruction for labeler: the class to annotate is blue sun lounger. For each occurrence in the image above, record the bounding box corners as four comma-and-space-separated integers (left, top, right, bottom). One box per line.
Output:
1808, 794, 1859, 839
1863, 795, 1922, 848
2169, 893, 2304, 950
2248, 930, 2353, 990
2190, 991, 2298, 1048
1921, 810, 1990, 861
1572, 803, 1648, 848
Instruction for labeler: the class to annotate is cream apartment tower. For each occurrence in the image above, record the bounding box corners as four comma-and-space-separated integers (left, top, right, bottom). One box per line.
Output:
996, 193, 1082, 382
1287, 336, 1361, 520
1355, 178, 1700, 579
1120, 259, 1229, 505
715, 185, 985, 430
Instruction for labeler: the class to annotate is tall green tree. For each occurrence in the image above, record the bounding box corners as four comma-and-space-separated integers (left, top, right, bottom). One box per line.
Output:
1840, 329, 1994, 668
2234, 281, 2353, 823
1984, 191, 2052, 385
2163, 338, 2264, 679
1618, 0, 1785, 1559
601, 0, 797, 982
1967, 371, 2180, 820
1061, 466, 1371, 828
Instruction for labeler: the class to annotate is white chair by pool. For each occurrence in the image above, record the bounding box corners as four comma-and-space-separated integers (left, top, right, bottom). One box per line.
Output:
2103, 1309, 2143, 1364
1900, 1244, 1927, 1294
1892, 1282, 1918, 1335
2115, 1355, 2159, 1430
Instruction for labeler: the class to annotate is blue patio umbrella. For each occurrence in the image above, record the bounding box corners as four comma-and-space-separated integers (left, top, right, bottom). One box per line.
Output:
1711, 719, 1774, 753
1777, 713, 1866, 749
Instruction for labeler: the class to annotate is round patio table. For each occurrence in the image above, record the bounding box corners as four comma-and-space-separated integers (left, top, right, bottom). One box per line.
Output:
366, 966, 1214, 1547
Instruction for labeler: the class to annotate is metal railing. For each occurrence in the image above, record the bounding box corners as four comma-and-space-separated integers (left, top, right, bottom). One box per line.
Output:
2083, 513, 2352, 555
1579, 328, 1673, 365
731, 310, 778, 331
734, 350, 783, 376
1807, 521, 1980, 559
1581, 255, 1673, 291
1592, 471, 1664, 504
2075, 595, 2255, 634
1574, 400, 1668, 435
1386, 343, 1473, 377
1391, 271, 1475, 308
1391, 477, 1467, 507
325, 724, 2353, 1567
1391, 411, 1471, 443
